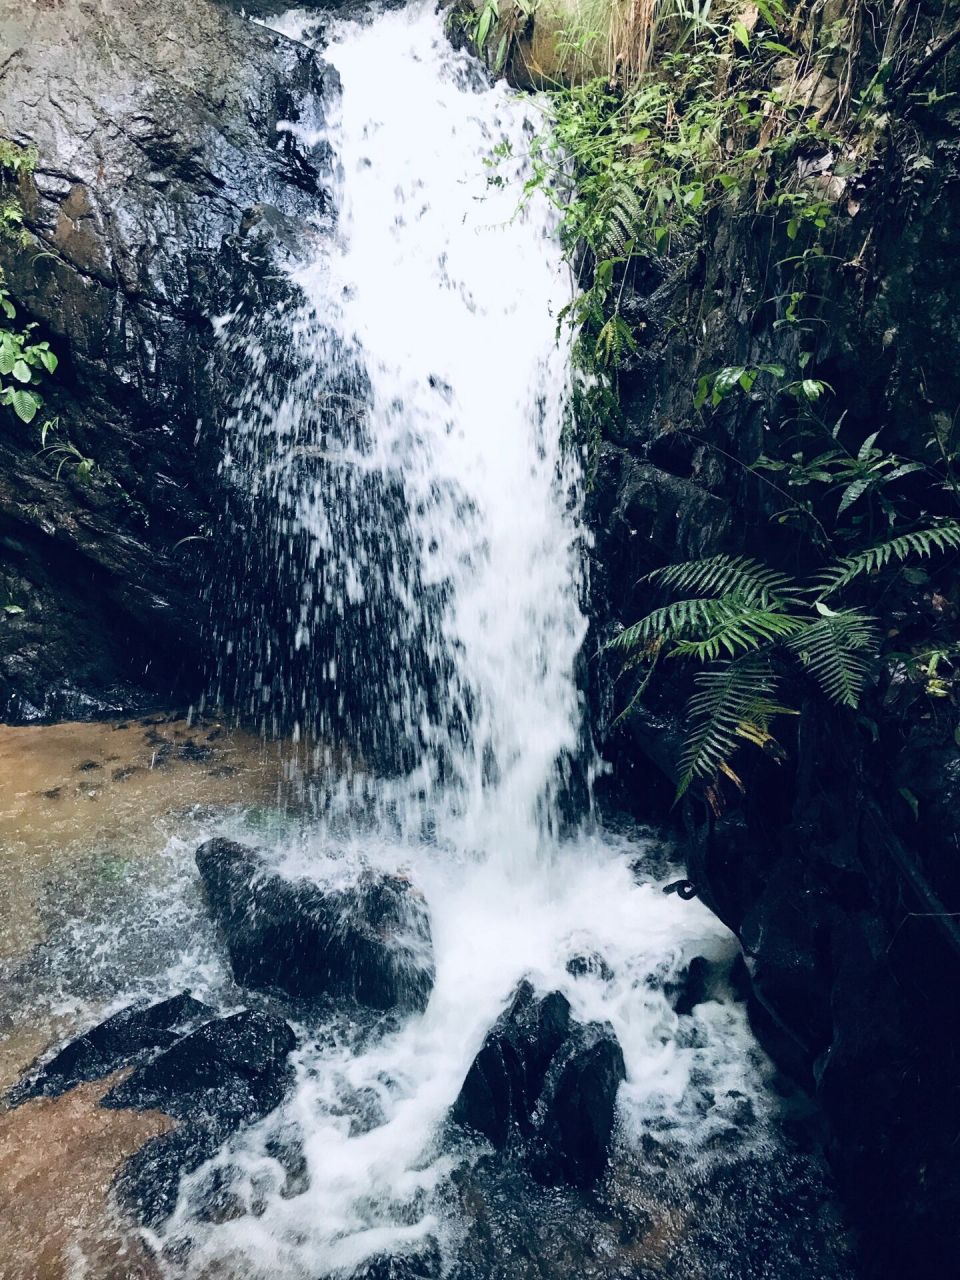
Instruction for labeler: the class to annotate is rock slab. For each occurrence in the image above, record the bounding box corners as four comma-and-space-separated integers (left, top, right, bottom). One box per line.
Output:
196, 837, 435, 1011
451, 981, 625, 1189
7, 991, 212, 1103
105, 1008, 296, 1227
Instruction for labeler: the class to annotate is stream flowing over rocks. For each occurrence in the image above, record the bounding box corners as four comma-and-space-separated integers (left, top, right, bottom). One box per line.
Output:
0, 0, 950, 1278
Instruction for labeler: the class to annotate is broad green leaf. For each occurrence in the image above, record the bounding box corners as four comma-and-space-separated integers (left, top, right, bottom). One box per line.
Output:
11, 388, 39, 422
838, 478, 871, 514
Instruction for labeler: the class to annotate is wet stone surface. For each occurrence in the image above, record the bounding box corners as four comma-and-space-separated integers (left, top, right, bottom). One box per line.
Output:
196, 836, 436, 1011
451, 981, 626, 1189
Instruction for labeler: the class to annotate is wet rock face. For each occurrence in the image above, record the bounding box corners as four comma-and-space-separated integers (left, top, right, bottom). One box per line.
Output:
7, 991, 212, 1104
7, 997, 297, 1230
0, 0, 336, 720
107, 1008, 296, 1227
196, 837, 436, 1011
451, 981, 626, 1189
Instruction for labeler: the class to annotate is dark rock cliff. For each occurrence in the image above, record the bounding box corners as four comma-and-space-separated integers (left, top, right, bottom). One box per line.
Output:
586, 11, 960, 1275
0, 0, 335, 720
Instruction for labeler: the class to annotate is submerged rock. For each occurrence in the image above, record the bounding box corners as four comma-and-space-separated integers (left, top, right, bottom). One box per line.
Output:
8, 991, 213, 1103
566, 952, 615, 982
672, 955, 711, 1017
196, 837, 435, 1011
451, 981, 625, 1189
353, 1246, 442, 1280
105, 1009, 296, 1227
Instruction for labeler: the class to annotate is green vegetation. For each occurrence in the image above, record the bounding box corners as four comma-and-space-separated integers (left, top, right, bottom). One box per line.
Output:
466, 0, 960, 799
611, 523, 960, 796
0, 140, 57, 427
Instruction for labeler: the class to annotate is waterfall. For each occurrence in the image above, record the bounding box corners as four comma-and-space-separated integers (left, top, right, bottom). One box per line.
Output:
214, 0, 588, 855
294, 0, 588, 854
157, 4, 772, 1274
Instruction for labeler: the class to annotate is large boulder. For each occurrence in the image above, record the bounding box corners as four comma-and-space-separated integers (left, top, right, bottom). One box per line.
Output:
6, 996, 296, 1230
196, 837, 436, 1011
451, 981, 625, 1189
105, 1009, 296, 1227
0, 0, 335, 719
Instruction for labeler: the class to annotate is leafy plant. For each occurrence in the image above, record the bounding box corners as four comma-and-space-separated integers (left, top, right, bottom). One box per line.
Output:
609, 525, 960, 796
478, 0, 862, 480
816, 524, 960, 596
0, 280, 57, 423
0, 139, 58, 429
41, 439, 95, 482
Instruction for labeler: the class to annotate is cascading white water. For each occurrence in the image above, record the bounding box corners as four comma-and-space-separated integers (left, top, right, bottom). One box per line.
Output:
156, 4, 774, 1275
293, 0, 588, 856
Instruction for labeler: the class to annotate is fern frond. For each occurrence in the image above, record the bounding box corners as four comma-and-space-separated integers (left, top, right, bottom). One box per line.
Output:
646, 554, 795, 607
670, 602, 806, 660
607, 596, 731, 654
816, 522, 960, 597
597, 179, 646, 257
676, 655, 782, 796
786, 608, 878, 707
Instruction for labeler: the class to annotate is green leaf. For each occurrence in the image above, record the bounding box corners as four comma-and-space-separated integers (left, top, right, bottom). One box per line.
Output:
39, 349, 58, 374
898, 786, 919, 820
476, 3, 495, 50
713, 366, 746, 397
838, 477, 871, 515
885, 461, 923, 482
645, 554, 796, 608
669, 602, 806, 661
733, 19, 751, 49
11, 388, 39, 423
494, 31, 509, 72
817, 523, 960, 596
857, 430, 881, 460
786, 609, 878, 707
11, 358, 31, 384
676, 655, 783, 797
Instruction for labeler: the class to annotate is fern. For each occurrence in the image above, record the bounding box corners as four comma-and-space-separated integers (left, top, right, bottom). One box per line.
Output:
596, 179, 646, 257
645, 554, 795, 606
609, 596, 744, 654
676, 655, 783, 796
670, 601, 806, 660
816, 522, 960, 597
786, 608, 878, 707
613, 551, 887, 796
